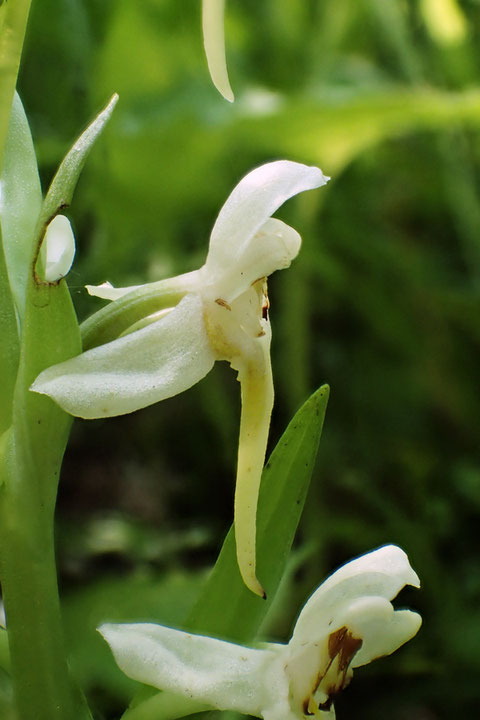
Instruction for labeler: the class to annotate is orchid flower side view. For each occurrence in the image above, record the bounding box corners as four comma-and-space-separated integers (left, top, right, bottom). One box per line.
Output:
100, 545, 422, 720
0, 3, 441, 720
32, 160, 329, 597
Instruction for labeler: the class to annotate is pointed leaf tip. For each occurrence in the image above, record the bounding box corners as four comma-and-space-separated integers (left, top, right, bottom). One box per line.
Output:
41, 93, 119, 226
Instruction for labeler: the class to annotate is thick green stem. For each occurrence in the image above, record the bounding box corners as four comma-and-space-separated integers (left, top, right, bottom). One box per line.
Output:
0, 486, 86, 720
0, 0, 32, 172
0, 270, 87, 719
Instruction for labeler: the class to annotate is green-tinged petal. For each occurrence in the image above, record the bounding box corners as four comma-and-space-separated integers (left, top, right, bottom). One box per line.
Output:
0, 92, 42, 317
31, 293, 215, 419
42, 215, 75, 282
204, 161, 328, 297
85, 281, 144, 301
99, 622, 279, 717
202, 0, 234, 102
81, 270, 200, 350
291, 545, 420, 648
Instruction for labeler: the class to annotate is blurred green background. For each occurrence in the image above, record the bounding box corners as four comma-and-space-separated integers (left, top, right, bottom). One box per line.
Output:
5, 0, 480, 717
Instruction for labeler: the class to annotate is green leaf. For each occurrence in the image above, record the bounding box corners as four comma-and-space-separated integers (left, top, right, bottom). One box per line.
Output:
31, 93, 118, 284
0, 628, 10, 674
188, 384, 330, 642
0, 92, 42, 319
40, 93, 118, 229
0, 0, 32, 173
0, 235, 18, 436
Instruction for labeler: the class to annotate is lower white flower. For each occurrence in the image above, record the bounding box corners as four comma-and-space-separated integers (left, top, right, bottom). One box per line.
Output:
99, 545, 421, 720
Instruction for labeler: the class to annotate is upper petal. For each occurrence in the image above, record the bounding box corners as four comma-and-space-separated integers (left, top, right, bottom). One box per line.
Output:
31, 293, 215, 418
204, 218, 302, 303
291, 545, 420, 647
85, 281, 144, 301
99, 622, 278, 717
204, 161, 329, 298
344, 596, 422, 668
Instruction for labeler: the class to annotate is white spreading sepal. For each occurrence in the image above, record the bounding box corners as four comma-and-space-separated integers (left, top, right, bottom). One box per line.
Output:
99, 623, 279, 716
31, 293, 215, 418
85, 281, 144, 300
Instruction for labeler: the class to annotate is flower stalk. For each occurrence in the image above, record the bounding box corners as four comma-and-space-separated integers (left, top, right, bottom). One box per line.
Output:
0, 471, 89, 720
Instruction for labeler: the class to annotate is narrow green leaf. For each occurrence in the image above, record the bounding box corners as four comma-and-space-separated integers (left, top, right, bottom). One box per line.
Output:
188, 384, 330, 642
0, 628, 10, 674
0, 235, 18, 435
39, 93, 118, 229
0, 0, 32, 173
0, 92, 42, 318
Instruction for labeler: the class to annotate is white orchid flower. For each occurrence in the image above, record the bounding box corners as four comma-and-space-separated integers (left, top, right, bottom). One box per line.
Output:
100, 545, 422, 720
202, 0, 234, 101
32, 160, 329, 596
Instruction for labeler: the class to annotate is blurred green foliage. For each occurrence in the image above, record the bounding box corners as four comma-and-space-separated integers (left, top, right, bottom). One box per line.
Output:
6, 0, 480, 717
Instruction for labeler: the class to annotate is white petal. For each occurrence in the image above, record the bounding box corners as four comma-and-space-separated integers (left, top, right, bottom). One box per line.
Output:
43, 215, 76, 282
31, 293, 215, 418
205, 218, 302, 302
86, 269, 202, 302
342, 596, 422, 667
99, 622, 277, 717
291, 545, 420, 647
85, 281, 144, 301
202, 0, 234, 102
204, 161, 329, 297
